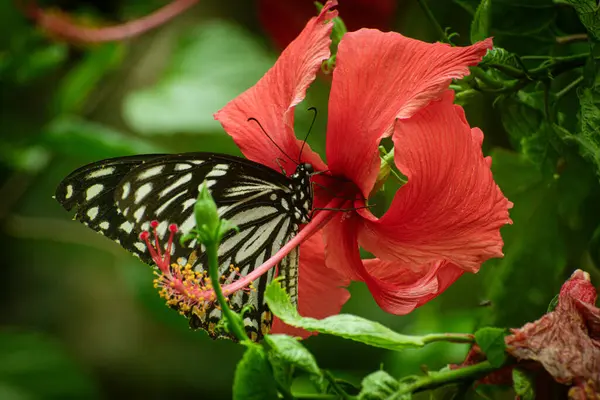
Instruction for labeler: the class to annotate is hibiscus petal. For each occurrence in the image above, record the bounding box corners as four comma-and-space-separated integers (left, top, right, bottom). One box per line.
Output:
322, 212, 462, 314
358, 92, 512, 272
271, 231, 351, 338
364, 258, 465, 309
326, 30, 492, 196
214, 1, 337, 174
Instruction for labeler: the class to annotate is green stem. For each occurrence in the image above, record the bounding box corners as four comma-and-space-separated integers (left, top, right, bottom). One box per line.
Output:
485, 63, 526, 79
276, 381, 295, 400
380, 148, 408, 184
471, 66, 504, 89
555, 75, 584, 101
398, 361, 499, 394
323, 370, 354, 400
293, 395, 341, 400
206, 238, 250, 342
520, 55, 552, 61
486, 53, 591, 81
416, 0, 450, 43
529, 53, 589, 77
421, 333, 475, 344
556, 33, 588, 45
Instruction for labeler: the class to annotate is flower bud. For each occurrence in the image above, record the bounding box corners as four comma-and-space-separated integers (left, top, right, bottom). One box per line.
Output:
194, 181, 220, 242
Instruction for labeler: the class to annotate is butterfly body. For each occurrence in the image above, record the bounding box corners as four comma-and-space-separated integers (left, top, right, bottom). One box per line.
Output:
55, 152, 314, 341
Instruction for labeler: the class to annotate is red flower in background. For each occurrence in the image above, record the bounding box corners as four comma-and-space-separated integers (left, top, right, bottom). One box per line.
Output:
259, 0, 397, 49
215, 0, 511, 336
506, 270, 600, 398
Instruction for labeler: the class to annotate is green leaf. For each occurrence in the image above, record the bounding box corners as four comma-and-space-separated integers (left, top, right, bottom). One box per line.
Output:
123, 21, 275, 135
573, 87, 600, 177
471, 0, 492, 43
481, 47, 521, 69
483, 149, 598, 328
13, 42, 68, 84
561, 0, 600, 41
498, 92, 559, 169
265, 280, 425, 351
358, 371, 406, 400
264, 334, 323, 383
266, 352, 294, 394
491, 5, 556, 36
53, 43, 125, 114
512, 369, 535, 400
233, 345, 278, 400
42, 115, 166, 160
0, 330, 99, 399
546, 293, 559, 312
474, 327, 508, 368
0, 142, 50, 172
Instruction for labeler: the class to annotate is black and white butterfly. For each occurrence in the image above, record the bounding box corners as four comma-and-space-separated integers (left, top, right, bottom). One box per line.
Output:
55, 152, 314, 341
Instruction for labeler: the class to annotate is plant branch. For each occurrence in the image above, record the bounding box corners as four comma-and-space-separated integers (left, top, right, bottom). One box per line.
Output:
416, 0, 450, 43
422, 333, 475, 344
323, 370, 354, 400
22, 0, 198, 44
556, 33, 588, 45
471, 67, 504, 89
399, 361, 499, 394
556, 75, 584, 101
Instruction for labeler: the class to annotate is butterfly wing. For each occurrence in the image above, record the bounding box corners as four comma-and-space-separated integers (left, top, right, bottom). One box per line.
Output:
114, 153, 306, 340
55, 154, 166, 262
55, 153, 310, 341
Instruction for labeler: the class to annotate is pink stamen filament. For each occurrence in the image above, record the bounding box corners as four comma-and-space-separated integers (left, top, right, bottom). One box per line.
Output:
193, 197, 344, 299
140, 220, 176, 274
151, 198, 343, 309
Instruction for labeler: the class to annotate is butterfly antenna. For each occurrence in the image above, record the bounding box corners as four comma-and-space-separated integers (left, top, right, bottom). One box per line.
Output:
247, 117, 298, 165
298, 107, 318, 163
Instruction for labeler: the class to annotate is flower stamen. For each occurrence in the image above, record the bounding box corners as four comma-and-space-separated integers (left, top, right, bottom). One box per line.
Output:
139, 220, 178, 273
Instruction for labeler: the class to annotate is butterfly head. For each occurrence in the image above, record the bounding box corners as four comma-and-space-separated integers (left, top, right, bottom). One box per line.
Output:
288, 163, 314, 224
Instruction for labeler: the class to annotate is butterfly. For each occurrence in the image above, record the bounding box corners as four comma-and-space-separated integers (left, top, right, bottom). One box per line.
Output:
55, 152, 314, 341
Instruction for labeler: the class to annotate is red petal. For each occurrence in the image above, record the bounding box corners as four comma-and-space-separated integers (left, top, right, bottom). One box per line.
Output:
326, 30, 492, 196
364, 258, 465, 309
358, 92, 512, 272
214, 2, 337, 174
506, 296, 600, 386
505, 270, 600, 388
322, 212, 463, 314
561, 269, 598, 305
271, 231, 351, 338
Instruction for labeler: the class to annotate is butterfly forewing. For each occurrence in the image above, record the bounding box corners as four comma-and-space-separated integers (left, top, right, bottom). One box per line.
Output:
56, 152, 312, 341
55, 155, 166, 262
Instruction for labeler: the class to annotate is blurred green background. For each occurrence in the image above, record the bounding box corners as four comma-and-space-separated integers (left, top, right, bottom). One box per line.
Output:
1, 0, 599, 398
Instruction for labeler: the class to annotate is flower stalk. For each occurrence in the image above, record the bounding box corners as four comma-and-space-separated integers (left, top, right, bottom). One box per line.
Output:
205, 230, 250, 343
183, 182, 250, 342
399, 361, 500, 394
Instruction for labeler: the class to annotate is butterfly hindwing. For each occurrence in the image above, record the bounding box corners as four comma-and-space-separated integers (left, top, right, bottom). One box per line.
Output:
56, 152, 312, 341
114, 153, 308, 340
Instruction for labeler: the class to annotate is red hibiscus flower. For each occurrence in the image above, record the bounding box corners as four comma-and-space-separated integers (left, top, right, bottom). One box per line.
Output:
258, 0, 397, 49
214, 0, 511, 336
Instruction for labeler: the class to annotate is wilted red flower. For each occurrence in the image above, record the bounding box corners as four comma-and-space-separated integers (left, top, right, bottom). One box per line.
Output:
215, 0, 511, 336
506, 270, 600, 398
258, 0, 397, 49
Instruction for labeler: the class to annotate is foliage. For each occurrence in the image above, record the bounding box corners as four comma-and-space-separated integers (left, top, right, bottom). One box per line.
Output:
2, 0, 600, 398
